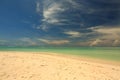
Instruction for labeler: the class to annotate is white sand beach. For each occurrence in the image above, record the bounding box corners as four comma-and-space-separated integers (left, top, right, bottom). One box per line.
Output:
0, 51, 120, 80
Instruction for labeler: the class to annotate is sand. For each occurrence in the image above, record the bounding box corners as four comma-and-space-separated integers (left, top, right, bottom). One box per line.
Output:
0, 51, 120, 80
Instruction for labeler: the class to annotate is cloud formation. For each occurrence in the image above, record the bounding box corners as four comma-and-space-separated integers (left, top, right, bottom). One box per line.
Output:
1, 0, 120, 47
38, 39, 70, 45
35, 0, 120, 32
90, 26, 120, 40
88, 26, 120, 46
36, 0, 66, 30
36, 2, 41, 13
90, 39, 102, 46
64, 31, 81, 38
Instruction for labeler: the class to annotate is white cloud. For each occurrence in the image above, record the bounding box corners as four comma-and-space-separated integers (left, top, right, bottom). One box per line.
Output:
66, 0, 82, 9
43, 3, 64, 19
89, 39, 120, 47
36, 1, 66, 31
89, 26, 120, 46
113, 39, 120, 46
91, 26, 120, 34
71, 38, 120, 47
90, 26, 120, 40
35, 24, 49, 31
64, 31, 81, 38
36, 2, 41, 13
43, 2, 65, 24
35, 0, 93, 31
38, 39, 70, 45
90, 39, 102, 46
43, 19, 60, 24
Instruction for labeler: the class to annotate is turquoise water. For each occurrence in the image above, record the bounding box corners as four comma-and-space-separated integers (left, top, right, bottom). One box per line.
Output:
0, 47, 120, 61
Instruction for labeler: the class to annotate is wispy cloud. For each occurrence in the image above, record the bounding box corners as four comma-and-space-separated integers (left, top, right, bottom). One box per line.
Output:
43, 1, 66, 25
64, 31, 81, 38
89, 38, 120, 47
91, 26, 120, 34
35, 1, 66, 31
113, 39, 120, 46
34, 0, 120, 47
65, 0, 81, 9
90, 39, 102, 46
90, 26, 120, 39
88, 26, 120, 46
43, 3, 64, 20
36, 2, 40, 13
36, 2, 41, 13
38, 39, 70, 45
35, 0, 102, 31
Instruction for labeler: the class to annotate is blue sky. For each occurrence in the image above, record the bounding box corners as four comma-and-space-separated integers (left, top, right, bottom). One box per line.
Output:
0, 0, 120, 47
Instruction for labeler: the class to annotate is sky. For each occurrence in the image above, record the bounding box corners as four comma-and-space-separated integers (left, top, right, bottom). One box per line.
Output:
0, 0, 120, 47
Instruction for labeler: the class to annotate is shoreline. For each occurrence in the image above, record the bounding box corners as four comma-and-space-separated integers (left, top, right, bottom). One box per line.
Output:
0, 51, 120, 66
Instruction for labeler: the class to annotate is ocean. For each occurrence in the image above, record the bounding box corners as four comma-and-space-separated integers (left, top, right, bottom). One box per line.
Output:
0, 47, 120, 61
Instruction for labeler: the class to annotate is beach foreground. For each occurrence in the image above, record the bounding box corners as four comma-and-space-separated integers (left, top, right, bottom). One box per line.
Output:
0, 51, 120, 80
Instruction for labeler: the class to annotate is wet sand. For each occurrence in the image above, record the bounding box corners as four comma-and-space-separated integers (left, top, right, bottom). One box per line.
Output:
0, 51, 120, 80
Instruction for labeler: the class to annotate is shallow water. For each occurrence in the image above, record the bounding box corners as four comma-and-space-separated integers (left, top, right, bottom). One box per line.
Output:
0, 47, 120, 61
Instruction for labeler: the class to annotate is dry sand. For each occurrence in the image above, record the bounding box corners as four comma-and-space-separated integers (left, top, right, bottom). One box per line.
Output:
0, 51, 120, 80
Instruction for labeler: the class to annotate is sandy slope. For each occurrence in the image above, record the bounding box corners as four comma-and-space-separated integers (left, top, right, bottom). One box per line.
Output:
0, 51, 120, 80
